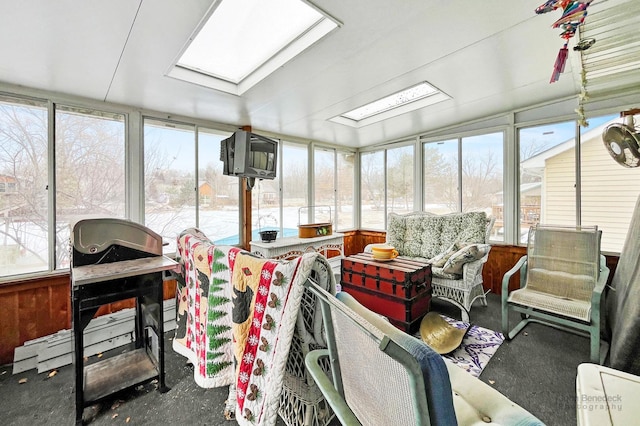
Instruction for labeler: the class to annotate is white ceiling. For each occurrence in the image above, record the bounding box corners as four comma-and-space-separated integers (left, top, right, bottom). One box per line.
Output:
0, 0, 636, 148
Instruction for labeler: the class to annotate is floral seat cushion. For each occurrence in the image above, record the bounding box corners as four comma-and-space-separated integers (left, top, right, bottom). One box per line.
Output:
387, 211, 489, 260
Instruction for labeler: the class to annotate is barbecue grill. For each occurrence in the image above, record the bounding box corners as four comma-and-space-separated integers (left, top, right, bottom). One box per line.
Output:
70, 218, 178, 425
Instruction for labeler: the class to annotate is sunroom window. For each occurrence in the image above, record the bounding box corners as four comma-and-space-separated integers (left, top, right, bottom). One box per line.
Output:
422, 132, 504, 242
0, 96, 49, 277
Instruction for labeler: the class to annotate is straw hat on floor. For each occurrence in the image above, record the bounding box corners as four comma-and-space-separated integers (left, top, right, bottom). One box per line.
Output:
419, 312, 470, 354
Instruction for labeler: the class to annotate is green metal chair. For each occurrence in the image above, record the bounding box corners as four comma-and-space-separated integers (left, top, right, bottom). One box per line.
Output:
304, 279, 544, 425
501, 225, 609, 363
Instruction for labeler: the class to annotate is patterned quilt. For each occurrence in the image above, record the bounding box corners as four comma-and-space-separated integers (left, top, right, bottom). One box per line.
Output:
172, 228, 334, 426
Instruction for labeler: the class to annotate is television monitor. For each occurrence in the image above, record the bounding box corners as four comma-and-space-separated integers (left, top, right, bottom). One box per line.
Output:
220, 130, 278, 180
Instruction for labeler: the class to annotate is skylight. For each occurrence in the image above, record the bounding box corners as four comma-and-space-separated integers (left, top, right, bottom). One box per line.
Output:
170, 0, 339, 95
331, 82, 451, 128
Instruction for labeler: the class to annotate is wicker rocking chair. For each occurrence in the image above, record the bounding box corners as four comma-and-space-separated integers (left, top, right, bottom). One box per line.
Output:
278, 267, 336, 426
221, 267, 336, 426
501, 225, 609, 363
175, 228, 335, 426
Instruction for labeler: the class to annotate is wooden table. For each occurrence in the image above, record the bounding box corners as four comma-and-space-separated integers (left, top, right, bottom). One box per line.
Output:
340, 253, 432, 333
250, 233, 344, 280
250, 232, 344, 260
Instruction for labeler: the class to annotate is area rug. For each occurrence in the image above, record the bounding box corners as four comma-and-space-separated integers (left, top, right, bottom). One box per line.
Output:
417, 315, 504, 378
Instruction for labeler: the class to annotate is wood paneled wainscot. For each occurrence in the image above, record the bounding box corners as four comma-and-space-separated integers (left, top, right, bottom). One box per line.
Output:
0, 273, 176, 366
0, 231, 617, 366
347, 232, 617, 297
351, 231, 523, 295
0, 274, 71, 366
483, 245, 527, 295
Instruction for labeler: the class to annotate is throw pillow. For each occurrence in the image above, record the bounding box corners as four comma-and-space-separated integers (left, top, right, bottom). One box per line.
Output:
428, 243, 458, 267
442, 243, 490, 275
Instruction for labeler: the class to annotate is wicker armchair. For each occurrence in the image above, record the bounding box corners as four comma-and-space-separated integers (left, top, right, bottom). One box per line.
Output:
222, 262, 336, 426
501, 225, 609, 363
304, 280, 544, 425
430, 216, 494, 323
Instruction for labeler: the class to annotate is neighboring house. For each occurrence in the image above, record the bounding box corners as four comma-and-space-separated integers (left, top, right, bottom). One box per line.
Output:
261, 191, 277, 205
0, 175, 23, 218
199, 181, 214, 206
492, 182, 541, 239
521, 118, 640, 252
0, 174, 18, 194
255, 180, 279, 206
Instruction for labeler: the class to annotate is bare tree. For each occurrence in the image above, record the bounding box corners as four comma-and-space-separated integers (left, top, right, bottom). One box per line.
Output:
313, 150, 334, 206
0, 103, 49, 270
462, 150, 502, 212
0, 104, 129, 270
55, 111, 126, 215
520, 137, 554, 184
424, 145, 457, 211
55, 111, 127, 267
284, 164, 307, 201
336, 152, 354, 214
387, 148, 413, 210
360, 152, 384, 209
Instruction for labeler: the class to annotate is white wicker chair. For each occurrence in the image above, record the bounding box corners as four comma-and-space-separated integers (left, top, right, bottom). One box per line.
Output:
366, 213, 495, 322
175, 228, 336, 426
431, 216, 494, 322
278, 260, 336, 426
221, 274, 336, 426
246, 247, 339, 425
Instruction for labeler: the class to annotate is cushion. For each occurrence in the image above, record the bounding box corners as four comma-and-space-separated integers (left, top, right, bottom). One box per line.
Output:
385, 211, 489, 260
428, 243, 458, 267
403, 215, 442, 258
386, 213, 408, 254
445, 359, 544, 425
526, 268, 595, 301
431, 266, 463, 280
442, 243, 490, 275
440, 212, 488, 249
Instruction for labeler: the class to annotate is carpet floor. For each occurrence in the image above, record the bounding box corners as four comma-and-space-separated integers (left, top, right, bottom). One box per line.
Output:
0, 292, 588, 425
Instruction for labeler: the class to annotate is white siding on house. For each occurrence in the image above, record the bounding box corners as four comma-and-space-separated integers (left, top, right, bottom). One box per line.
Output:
581, 136, 640, 253
543, 148, 576, 227
542, 131, 640, 253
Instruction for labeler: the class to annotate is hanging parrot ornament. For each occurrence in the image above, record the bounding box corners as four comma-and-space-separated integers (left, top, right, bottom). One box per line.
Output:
535, 0, 593, 83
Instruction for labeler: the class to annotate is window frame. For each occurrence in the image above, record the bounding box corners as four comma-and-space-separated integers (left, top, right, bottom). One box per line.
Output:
1, 84, 636, 282
359, 138, 418, 230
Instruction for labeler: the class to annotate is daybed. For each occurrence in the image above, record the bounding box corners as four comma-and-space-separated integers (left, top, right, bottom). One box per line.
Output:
367, 211, 494, 322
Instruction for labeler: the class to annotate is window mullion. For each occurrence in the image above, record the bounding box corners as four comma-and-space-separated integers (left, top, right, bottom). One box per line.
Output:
48, 101, 56, 272
457, 137, 463, 212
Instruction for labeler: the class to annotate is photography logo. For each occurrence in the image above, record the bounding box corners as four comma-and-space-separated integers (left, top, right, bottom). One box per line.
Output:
576, 393, 623, 413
